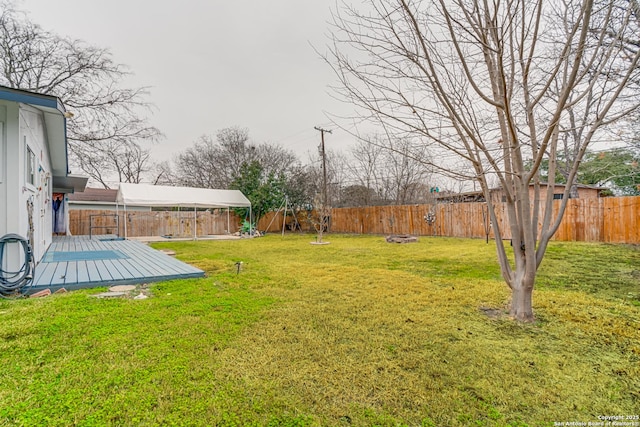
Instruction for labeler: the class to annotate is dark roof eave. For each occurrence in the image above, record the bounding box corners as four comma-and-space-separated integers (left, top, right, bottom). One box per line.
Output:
52, 175, 89, 194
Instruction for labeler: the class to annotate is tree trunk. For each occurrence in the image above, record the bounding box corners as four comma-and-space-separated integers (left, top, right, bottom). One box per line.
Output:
509, 282, 535, 322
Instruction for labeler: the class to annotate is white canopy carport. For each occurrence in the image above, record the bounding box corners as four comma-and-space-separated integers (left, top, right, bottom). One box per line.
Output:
116, 183, 251, 239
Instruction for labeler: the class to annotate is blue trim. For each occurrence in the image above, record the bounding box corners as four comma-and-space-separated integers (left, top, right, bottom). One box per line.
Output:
64, 117, 69, 173
0, 86, 64, 113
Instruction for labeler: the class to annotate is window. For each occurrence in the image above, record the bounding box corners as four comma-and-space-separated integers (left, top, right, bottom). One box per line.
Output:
553, 193, 563, 200
26, 141, 36, 186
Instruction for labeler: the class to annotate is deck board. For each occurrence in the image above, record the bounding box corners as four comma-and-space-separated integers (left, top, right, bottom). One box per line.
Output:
76, 261, 91, 284
30, 235, 204, 292
64, 261, 79, 284
33, 261, 57, 287
49, 263, 68, 286
93, 260, 113, 282
102, 259, 126, 281
117, 256, 154, 279
85, 260, 102, 283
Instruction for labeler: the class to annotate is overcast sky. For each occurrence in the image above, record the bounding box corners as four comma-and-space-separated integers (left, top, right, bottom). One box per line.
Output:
18, 0, 356, 163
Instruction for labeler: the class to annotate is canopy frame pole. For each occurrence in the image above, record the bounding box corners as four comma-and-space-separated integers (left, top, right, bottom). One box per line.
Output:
194, 205, 197, 240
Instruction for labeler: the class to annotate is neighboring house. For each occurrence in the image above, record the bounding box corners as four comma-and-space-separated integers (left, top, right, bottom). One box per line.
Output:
0, 86, 87, 263
489, 183, 604, 204
435, 183, 604, 204
67, 187, 151, 211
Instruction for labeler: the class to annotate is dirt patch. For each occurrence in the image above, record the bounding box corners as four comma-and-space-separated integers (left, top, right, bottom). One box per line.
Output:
479, 306, 507, 319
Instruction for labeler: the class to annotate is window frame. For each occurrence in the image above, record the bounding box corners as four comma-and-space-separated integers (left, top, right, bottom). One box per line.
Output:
25, 139, 36, 188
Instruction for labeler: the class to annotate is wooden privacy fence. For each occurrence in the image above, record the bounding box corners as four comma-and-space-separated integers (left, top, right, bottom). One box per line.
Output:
258, 196, 640, 244
69, 210, 243, 238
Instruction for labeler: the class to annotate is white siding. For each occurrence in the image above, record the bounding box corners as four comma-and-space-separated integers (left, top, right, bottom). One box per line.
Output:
0, 100, 54, 265
18, 106, 54, 262
1, 101, 23, 270
2, 101, 19, 240
0, 118, 5, 237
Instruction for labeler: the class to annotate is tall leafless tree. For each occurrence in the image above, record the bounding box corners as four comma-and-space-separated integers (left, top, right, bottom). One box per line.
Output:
306, 148, 349, 207
378, 136, 432, 204
149, 160, 176, 186
0, 2, 161, 183
348, 140, 384, 206
173, 127, 299, 189
303, 148, 349, 241
72, 140, 154, 188
328, 0, 640, 321
347, 136, 432, 205
173, 134, 239, 189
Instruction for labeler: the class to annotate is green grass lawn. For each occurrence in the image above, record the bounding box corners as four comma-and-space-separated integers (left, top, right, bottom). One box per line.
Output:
1, 234, 638, 426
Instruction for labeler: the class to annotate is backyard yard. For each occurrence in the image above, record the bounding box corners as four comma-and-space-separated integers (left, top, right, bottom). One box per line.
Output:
0, 234, 638, 426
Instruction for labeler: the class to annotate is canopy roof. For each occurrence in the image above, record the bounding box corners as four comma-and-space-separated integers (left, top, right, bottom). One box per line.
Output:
116, 183, 251, 208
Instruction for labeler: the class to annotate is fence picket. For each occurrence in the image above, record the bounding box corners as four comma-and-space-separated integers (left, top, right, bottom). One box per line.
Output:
255, 196, 640, 244
69, 196, 640, 244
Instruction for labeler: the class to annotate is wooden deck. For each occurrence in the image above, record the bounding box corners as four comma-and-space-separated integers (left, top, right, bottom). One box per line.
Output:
31, 235, 204, 293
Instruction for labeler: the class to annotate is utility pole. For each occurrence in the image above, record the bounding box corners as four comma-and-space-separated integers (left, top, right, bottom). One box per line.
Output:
313, 126, 332, 243
314, 126, 332, 208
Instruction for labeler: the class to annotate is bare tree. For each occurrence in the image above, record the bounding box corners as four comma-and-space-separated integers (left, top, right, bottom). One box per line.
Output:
0, 2, 161, 180
149, 160, 176, 186
214, 127, 258, 184
283, 164, 317, 210
303, 148, 349, 241
347, 140, 385, 205
328, 0, 640, 321
378, 136, 432, 204
347, 136, 432, 205
173, 127, 299, 189
338, 184, 381, 207
173, 134, 234, 189
114, 143, 153, 185
73, 140, 154, 188
306, 149, 349, 207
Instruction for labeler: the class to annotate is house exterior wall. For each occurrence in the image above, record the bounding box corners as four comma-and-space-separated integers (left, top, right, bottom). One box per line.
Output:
1, 101, 19, 242
0, 100, 54, 263
21, 106, 55, 262
531, 185, 600, 200
0, 107, 6, 238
